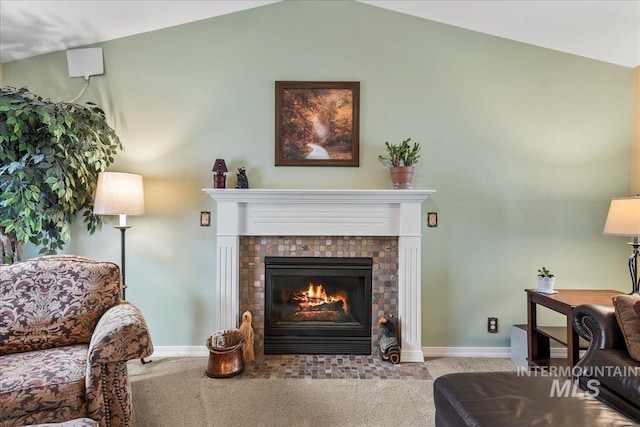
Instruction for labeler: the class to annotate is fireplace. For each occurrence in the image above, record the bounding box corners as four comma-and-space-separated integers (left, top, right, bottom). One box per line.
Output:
204, 189, 435, 362
264, 257, 372, 354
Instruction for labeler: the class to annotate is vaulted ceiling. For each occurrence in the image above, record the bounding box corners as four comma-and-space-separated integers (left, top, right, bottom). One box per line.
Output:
1, 0, 639, 67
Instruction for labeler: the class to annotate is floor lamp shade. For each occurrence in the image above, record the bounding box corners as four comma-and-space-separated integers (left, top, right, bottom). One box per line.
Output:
94, 172, 145, 225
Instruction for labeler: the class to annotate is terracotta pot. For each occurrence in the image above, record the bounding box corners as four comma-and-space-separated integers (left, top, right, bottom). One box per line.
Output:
389, 166, 415, 189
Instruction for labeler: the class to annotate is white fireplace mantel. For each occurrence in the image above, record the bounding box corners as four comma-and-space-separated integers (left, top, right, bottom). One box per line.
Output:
203, 188, 435, 362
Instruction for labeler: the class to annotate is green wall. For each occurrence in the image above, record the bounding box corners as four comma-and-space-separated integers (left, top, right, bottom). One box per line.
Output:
2, 1, 633, 350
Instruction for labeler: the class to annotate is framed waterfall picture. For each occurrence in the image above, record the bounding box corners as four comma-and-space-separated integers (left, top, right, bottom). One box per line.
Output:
274, 81, 360, 166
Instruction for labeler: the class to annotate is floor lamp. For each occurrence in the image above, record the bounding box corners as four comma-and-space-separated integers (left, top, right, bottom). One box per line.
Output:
93, 172, 145, 299
604, 196, 640, 294
93, 172, 150, 363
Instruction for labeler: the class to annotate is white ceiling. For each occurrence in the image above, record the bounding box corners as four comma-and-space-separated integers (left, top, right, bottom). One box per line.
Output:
1, 0, 639, 67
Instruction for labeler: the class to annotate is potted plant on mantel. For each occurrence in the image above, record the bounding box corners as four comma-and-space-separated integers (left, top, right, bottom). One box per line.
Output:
378, 138, 421, 189
537, 267, 556, 294
0, 86, 122, 264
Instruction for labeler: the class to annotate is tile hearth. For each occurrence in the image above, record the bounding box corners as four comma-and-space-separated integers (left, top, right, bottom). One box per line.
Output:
240, 355, 431, 380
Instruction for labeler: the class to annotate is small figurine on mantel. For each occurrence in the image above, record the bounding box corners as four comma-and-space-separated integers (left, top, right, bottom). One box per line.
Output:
236, 167, 249, 189
379, 313, 401, 364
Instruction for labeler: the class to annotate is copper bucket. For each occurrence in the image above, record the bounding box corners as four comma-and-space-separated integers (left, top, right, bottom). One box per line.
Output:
206, 329, 245, 378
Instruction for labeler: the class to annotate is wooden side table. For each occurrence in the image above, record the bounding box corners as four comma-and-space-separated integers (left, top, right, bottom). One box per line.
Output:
525, 289, 623, 370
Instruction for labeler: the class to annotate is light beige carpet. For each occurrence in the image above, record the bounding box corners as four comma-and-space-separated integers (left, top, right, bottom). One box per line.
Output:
128, 356, 516, 427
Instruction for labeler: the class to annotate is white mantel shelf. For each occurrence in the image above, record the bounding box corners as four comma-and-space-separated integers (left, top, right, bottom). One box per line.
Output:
205, 188, 435, 203
203, 188, 436, 362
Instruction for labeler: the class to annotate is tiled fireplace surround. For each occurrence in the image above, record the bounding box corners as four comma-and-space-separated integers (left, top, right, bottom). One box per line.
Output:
239, 235, 398, 357
204, 189, 434, 362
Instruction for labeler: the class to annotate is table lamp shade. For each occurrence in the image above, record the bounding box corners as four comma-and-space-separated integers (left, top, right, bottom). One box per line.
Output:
94, 172, 145, 216
603, 197, 640, 237
212, 159, 228, 173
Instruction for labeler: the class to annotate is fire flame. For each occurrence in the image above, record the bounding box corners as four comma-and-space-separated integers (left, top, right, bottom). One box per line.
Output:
294, 282, 348, 312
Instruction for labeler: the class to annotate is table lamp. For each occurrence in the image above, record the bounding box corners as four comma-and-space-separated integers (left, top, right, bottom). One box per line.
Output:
603, 196, 640, 294
212, 159, 228, 188
93, 172, 145, 299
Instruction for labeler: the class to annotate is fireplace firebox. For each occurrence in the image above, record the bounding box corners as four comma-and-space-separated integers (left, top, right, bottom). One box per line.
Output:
264, 257, 372, 355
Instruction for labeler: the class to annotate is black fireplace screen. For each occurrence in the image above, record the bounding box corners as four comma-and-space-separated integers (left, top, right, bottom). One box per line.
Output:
264, 257, 372, 355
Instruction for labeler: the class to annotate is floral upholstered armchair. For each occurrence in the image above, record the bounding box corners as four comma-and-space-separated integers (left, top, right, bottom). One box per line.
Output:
0, 255, 153, 426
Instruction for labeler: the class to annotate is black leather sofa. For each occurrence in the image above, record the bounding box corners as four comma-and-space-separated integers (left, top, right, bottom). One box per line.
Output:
573, 303, 640, 422
433, 371, 635, 426
433, 303, 640, 426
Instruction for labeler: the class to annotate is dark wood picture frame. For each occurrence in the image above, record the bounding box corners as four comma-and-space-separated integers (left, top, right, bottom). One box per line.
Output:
275, 81, 360, 167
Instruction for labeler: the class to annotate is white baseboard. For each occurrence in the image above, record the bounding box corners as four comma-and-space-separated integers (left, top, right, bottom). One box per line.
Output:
400, 349, 427, 363
151, 346, 209, 357
151, 345, 565, 359
423, 347, 511, 358
423, 347, 569, 358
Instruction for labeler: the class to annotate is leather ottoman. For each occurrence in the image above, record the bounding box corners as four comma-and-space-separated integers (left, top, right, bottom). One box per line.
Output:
434, 372, 636, 426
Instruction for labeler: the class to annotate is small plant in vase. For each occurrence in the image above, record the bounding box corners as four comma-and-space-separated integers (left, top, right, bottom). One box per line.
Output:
537, 267, 556, 294
378, 138, 421, 189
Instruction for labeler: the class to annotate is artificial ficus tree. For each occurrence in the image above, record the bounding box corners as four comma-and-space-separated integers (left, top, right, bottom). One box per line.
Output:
0, 86, 122, 263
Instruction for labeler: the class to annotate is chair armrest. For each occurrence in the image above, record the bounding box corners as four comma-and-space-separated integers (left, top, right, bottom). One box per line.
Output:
572, 304, 625, 350
88, 302, 153, 364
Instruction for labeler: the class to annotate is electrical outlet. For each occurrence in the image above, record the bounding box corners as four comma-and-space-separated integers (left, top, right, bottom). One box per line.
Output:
488, 317, 498, 333
427, 212, 438, 227
200, 211, 211, 226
